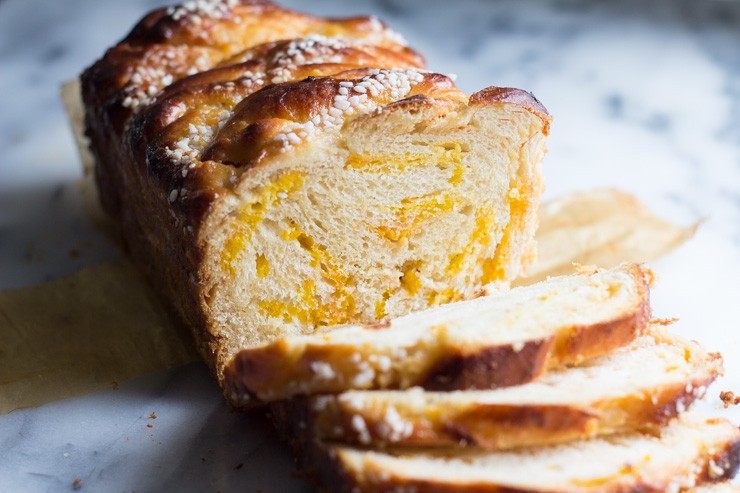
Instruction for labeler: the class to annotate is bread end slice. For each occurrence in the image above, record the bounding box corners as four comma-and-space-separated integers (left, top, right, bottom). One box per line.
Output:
227, 263, 652, 405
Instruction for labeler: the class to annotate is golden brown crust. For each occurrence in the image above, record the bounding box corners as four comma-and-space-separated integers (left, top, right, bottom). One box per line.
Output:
197, 70, 464, 172
84, 1, 425, 223
83, 0, 421, 128
470, 87, 552, 136
421, 338, 552, 391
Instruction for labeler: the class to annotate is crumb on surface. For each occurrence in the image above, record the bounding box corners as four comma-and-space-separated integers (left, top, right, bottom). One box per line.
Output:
72, 478, 81, 490
149, 411, 157, 419
110, 381, 119, 390
146, 423, 153, 428
720, 391, 740, 408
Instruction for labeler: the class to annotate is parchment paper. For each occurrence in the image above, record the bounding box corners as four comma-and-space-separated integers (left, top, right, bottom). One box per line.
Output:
0, 262, 198, 414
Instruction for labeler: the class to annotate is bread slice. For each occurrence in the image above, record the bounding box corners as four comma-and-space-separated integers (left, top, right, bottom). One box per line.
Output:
81, 0, 551, 399
310, 412, 740, 493
227, 263, 651, 404
288, 328, 721, 449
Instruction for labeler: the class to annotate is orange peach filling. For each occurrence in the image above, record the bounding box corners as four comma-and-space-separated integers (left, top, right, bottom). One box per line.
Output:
374, 192, 458, 242
486, 183, 531, 283
220, 171, 306, 276
259, 224, 356, 327
345, 142, 465, 182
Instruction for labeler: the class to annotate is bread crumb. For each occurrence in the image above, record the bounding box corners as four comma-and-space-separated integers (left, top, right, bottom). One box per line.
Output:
651, 317, 679, 326
720, 391, 740, 408
72, 479, 81, 490
146, 423, 153, 428
149, 411, 157, 419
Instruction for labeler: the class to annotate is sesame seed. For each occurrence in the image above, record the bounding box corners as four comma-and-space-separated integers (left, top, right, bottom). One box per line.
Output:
273, 68, 425, 151
333, 97, 350, 111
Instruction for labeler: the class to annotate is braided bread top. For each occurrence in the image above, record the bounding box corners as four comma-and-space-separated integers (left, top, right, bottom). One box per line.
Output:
82, 0, 421, 129
83, 0, 548, 238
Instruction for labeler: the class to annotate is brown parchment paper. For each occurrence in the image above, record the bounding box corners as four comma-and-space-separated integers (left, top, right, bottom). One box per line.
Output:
0, 262, 198, 414
517, 189, 699, 286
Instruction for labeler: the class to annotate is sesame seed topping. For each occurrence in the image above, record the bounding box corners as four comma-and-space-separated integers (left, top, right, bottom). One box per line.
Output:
273, 68, 426, 151
166, 0, 239, 22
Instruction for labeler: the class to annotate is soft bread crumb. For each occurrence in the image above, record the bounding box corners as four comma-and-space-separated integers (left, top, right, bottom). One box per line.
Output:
720, 391, 740, 408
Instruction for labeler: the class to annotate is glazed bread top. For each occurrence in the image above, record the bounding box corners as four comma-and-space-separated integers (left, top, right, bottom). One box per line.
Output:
82, 0, 549, 232
83, 0, 421, 125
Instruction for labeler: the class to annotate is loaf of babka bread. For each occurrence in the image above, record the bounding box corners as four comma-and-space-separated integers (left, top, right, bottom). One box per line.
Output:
80, 0, 551, 395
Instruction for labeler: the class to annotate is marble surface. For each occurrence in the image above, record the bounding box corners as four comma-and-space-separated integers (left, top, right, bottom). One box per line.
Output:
2, 0, 740, 491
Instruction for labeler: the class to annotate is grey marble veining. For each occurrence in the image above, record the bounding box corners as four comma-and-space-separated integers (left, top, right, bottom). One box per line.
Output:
1, 0, 740, 491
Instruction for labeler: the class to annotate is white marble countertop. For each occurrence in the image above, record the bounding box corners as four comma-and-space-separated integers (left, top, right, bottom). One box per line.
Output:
2, 0, 740, 491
